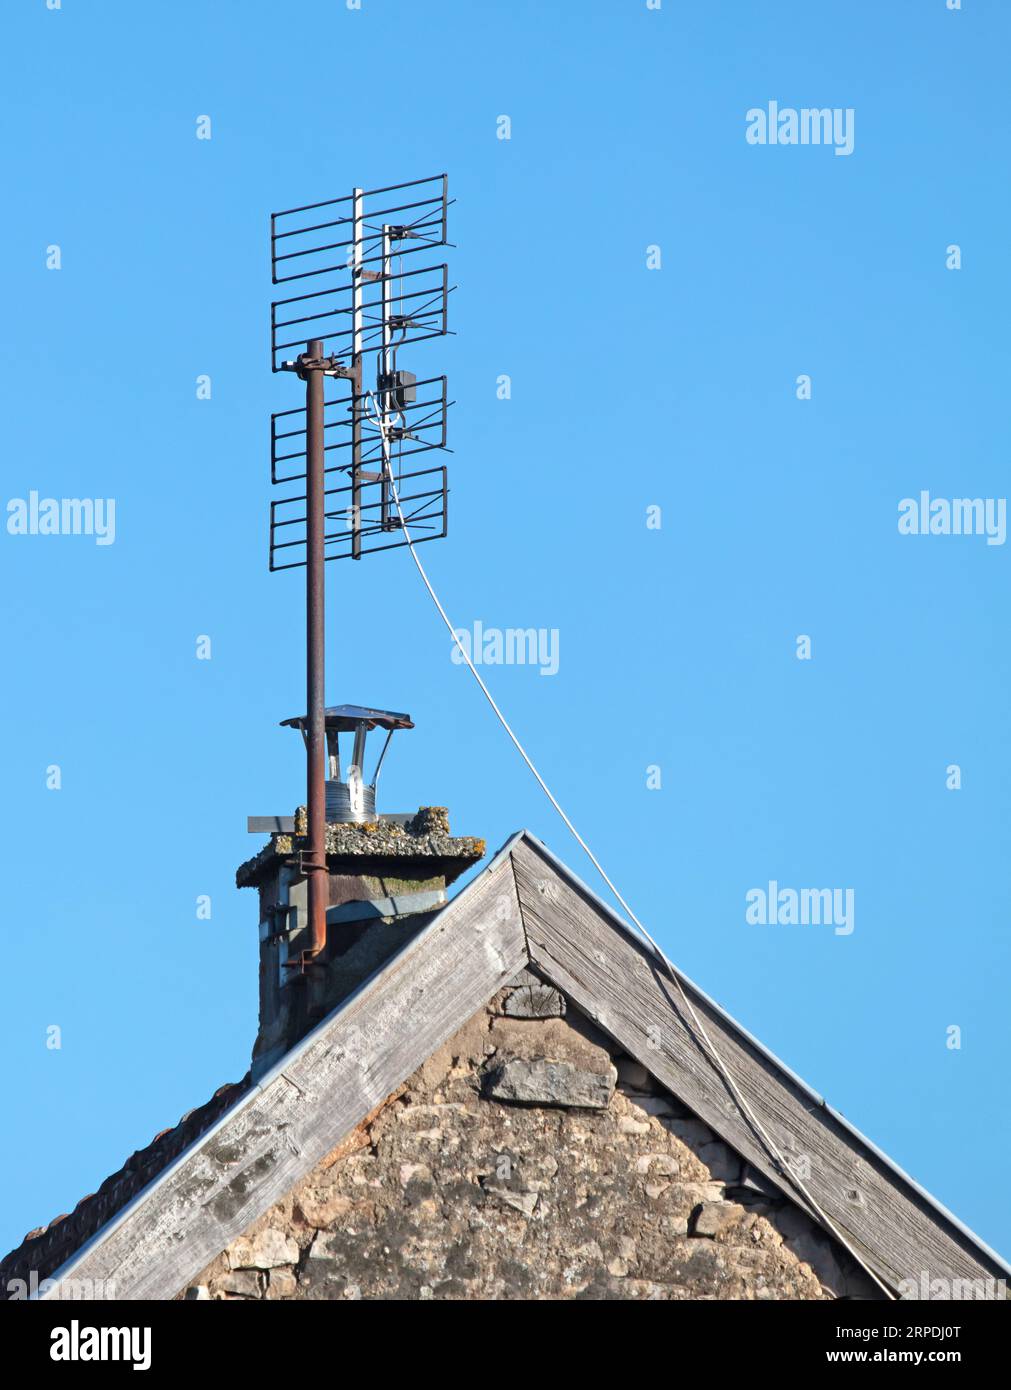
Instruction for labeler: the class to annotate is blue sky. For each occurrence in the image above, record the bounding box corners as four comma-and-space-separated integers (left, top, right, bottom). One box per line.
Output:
2, 0, 1009, 1271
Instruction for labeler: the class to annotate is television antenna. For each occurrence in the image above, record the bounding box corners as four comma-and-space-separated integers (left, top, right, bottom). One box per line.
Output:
267, 174, 454, 969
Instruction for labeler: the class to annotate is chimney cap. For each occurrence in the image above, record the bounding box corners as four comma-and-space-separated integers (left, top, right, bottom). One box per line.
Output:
280, 704, 415, 733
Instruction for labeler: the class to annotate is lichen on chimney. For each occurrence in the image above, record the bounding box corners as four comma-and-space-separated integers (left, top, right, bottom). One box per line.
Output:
236, 805, 484, 891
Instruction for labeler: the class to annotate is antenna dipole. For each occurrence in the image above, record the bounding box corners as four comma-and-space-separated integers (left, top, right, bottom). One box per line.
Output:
268, 175, 453, 969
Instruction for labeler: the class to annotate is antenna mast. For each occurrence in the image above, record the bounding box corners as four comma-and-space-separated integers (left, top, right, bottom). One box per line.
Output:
268, 175, 453, 969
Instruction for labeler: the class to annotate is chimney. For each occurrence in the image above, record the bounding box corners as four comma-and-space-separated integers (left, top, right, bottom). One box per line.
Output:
240, 705, 485, 1077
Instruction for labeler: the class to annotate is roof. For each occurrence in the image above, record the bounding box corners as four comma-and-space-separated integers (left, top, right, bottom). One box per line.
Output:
280, 705, 414, 732
0, 1075, 251, 1295
4, 830, 1008, 1299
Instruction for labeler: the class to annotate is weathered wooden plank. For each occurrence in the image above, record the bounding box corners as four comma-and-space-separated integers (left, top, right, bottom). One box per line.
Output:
47, 855, 527, 1301
513, 838, 1005, 1294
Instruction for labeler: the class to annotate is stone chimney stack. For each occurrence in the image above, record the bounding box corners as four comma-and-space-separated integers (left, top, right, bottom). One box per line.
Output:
239, 791, 484, 1078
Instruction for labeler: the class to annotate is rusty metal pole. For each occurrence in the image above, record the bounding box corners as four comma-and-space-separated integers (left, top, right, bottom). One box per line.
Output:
304, 337, 327, 958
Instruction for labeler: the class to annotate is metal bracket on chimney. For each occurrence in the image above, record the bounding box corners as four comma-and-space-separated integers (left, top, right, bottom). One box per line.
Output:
262, 903, 298, 944
281, 947, 329, 978
298, 848, 326, 876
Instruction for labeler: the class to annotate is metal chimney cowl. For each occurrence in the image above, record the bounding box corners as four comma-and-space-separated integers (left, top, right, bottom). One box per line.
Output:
279, 704, 415, 826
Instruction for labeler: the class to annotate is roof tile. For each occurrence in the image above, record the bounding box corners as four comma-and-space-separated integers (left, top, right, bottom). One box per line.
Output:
0, 1073, 251, 1295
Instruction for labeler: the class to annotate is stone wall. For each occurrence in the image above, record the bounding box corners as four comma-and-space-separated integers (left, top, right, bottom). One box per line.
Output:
184, 976, 879, 1301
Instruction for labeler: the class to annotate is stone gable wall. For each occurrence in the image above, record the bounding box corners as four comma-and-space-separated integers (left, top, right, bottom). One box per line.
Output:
184, 980, 878, 1301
